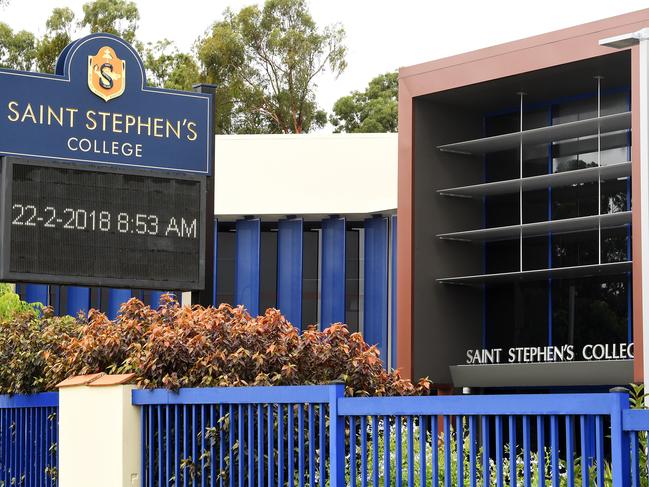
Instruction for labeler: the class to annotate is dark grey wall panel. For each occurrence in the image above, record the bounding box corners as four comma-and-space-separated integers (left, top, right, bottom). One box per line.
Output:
412, 98, 484, 384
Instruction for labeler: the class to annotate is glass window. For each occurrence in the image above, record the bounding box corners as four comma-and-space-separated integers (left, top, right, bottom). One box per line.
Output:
302, 229, 319, 328
216, 230, 235, 306
486, 282, 549, 351
345, 229, 360, 332
552, 230, 598, 268
551, 182, 597, 220
481, 87, 632, 358
552, 277, 629, 350
601, 178, 629, 214
259, 230, 277, 315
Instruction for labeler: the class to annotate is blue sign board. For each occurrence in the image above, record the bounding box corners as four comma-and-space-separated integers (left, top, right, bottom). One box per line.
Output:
0, 33, 212, 175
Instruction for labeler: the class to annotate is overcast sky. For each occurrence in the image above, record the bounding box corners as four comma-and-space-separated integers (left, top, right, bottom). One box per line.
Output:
2, 0, 649, 130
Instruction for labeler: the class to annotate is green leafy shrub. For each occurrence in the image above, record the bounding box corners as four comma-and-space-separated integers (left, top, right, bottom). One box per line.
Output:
0, 283, 42, 320
45, 296, 430, 396
0, 295, 431, 396
0, 308, 77, 394
348, 418, 609, 487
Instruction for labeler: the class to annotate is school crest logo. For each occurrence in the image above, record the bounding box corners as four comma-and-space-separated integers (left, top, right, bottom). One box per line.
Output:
88, 46, 125, 102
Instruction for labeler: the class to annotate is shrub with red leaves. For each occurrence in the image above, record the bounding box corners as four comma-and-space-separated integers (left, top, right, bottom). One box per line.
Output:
7, 295, 431, 396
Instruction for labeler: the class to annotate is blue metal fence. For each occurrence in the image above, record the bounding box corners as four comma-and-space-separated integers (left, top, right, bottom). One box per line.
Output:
0, 392, 59, 487
5, 385, 649, 486
133, 385, 342, 487
134, 385, 649, 487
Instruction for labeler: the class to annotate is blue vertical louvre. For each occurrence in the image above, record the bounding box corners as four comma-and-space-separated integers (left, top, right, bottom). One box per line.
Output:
235, 218, 261, 316
66, 286, 90, 315
363, 216, 389, 363
149, 291, 166, 308
321, 217, 345, 326
24, 284, 48, 306
107, 288, 132, 319
277, 218, 303, 328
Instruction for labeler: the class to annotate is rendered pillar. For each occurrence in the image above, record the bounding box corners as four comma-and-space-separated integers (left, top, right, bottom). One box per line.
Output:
58, 374, 141, 487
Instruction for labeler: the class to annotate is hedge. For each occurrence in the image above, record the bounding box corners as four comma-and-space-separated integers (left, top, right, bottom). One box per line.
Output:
0, 294, 431, 396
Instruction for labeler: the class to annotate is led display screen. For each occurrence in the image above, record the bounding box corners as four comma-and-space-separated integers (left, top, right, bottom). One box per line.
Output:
3, 158, 205, 289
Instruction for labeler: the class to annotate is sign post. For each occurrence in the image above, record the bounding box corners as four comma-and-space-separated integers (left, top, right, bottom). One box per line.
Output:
0, 33, 213, 293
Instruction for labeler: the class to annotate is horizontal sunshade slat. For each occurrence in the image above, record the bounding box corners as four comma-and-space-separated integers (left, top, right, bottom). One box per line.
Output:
437, 162, 631, 198
437, 111, 631, 155
437, 211, 631, 242
437, 261, 632, 285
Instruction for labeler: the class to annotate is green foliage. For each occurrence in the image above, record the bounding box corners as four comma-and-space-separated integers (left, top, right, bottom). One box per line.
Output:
52, 297, 430, 395
0, 284, 42, 320
1, 0, 346, 133
36, 7, 76, 73
345, 419, 609, 487
144, 39, 200, 91
0, 307, 77, 394
0, 295, 431, 396
0, 22, 37, 71
628, 382, 648, 409
330, 71, 398, 133
196, 0, 346, 134
80, 0, 139, 43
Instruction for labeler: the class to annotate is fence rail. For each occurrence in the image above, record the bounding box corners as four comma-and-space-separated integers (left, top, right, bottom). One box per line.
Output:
0, 392, 59, 487
132, 385, 649, 487
133, 385, 342, 487
340, 393, 630, 487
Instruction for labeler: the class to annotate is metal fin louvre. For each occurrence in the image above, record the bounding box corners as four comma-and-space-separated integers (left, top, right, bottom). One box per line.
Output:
437, 111, 631, 155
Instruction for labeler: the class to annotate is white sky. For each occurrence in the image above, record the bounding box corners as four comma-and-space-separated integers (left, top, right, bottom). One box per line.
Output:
2, 0, 649, 130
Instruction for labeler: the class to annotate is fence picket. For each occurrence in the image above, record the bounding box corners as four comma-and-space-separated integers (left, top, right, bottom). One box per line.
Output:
125, 385, 649, 487
565, 415, 574, 487
0, 394, 57, 487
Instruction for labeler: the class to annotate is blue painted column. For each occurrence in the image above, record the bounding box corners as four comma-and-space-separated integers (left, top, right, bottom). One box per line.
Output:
277, 218, 303, 328
390, 215, 397, 369
24, 284, 48, 306
51, 285, 61, 316
235, 218, 261, 316
149, 291, 166, 308
363, 216, 389, 364
66, 286, 90, 316
107, 289, 132, 319
321, 217, 346, 326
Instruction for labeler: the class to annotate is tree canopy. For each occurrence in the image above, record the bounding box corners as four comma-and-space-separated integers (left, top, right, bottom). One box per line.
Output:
197, 0, 346, 134
330, 71, 398, 133
0, 23, 36, 71
36, 7, 76, 73
80, 0, 139, 43
0, 0, 347, 134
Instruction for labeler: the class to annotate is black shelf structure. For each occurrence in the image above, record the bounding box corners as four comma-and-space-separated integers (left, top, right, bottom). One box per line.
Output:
438, 161, 630, 198
437, 261, 632, 286
437, 111, 630, 155
437, 211, 631, 242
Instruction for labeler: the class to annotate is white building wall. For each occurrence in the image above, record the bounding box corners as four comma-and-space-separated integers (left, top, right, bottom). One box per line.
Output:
214, 133, 398, 220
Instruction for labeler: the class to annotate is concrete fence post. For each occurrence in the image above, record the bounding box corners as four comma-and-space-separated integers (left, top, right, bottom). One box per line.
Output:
57, 374, 141, 487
